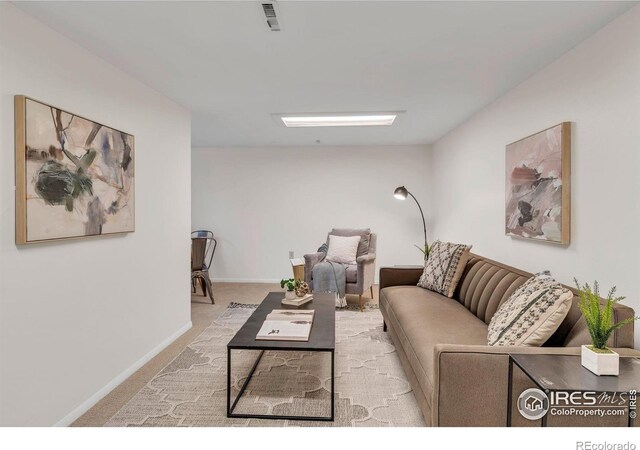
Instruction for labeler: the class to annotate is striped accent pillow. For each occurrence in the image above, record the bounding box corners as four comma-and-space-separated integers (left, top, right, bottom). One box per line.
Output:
417, 240, 471, 297
487, 273, 573, 346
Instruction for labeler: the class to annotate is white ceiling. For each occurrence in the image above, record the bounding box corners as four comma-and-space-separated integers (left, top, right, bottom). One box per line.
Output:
15, 1, 637, 147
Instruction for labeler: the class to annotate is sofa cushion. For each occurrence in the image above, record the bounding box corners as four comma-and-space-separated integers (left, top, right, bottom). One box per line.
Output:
456, 257, 529, 324
418, 240, 471, 297
487, 273, 573, 346
380, 286, 488, 403
330, 228, 370, 257
310, 264, 357, 283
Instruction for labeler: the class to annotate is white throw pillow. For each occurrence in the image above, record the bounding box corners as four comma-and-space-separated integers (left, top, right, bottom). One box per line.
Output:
326, 235, 361, 265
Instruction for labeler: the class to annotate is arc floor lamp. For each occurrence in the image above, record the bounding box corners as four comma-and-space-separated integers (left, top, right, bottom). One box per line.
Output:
394, 186, 429, 257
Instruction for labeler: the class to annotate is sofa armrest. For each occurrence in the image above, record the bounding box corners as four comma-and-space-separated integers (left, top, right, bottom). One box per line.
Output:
356, 253, 376, 292
432, 344, 640, 427
304, 252, 323, 285
379, 266, 423, 290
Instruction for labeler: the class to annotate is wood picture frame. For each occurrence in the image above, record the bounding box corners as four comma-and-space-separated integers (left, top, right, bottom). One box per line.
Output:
15, 95, 135, 244
505, 122, 571, 245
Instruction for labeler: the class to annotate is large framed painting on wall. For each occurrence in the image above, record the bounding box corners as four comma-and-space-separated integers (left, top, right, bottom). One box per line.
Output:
15, 96, 135, 244
505, 122, 570, 245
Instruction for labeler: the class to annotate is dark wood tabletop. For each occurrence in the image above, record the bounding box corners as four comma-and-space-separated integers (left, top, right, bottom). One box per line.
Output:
510, 353, 640, 393
227, 291, 335, 351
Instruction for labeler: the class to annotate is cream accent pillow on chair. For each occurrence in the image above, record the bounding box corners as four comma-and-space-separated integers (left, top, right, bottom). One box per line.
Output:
417, 240, 472, 297
487, 273, 573, 346
326, 235, 361, 265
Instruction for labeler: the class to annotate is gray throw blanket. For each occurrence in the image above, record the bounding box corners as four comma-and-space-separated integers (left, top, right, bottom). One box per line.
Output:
312, 244, 347, 307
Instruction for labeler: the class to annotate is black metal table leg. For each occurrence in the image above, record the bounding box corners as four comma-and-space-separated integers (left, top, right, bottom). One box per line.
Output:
507, 356, 513, 427
226, 347, 231, 416
330, 349, 335, 421
228, 349, 265, 417
227, 348, 334, 421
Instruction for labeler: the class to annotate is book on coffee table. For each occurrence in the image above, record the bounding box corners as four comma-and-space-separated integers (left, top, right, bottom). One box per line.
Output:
281, 293, 313, 307
256, 309, 315, 341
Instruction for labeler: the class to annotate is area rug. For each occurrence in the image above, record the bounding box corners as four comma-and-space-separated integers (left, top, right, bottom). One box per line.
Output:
106, 302, 425, 427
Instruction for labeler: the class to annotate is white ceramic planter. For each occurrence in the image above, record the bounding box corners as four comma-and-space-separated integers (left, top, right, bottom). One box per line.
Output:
581, 345, 619, 376
284, 290, 296, 300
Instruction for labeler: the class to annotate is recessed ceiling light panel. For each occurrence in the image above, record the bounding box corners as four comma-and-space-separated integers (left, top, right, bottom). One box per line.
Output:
278, 113, 400, 128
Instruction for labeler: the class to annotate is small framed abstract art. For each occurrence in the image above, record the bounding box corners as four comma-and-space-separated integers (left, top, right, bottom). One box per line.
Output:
15, 96, 135, 244
505, 122, 571, 245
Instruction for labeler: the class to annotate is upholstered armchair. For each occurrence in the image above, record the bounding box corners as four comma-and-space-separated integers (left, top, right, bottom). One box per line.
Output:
304, 228, 377, 310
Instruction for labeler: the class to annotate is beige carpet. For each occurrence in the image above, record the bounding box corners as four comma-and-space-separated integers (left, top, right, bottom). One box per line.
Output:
104, 301, 423, 426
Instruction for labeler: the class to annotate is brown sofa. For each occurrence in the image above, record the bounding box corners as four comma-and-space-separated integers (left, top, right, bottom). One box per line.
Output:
379, 253, 638, 427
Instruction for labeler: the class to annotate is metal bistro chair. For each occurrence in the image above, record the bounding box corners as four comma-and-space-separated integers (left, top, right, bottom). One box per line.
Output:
191, 230, 217, 304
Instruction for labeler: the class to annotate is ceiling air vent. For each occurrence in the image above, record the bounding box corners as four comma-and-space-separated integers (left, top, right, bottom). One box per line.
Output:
261, 2, 280, 31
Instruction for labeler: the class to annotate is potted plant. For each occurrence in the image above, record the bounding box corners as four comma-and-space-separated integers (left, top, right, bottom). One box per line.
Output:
280, 278, 298, 300
574, 279, 638, 376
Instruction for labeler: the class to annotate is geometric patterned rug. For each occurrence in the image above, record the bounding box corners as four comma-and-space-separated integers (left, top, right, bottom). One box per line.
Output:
106, 302, 425, 427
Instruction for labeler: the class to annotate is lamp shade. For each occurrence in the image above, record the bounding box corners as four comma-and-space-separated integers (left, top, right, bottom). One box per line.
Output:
394, 186, 408, 200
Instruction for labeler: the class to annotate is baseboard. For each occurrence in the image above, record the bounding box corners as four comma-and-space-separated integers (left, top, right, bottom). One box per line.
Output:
53, 321, 193, 427
212, 278, 281, 283
212, 278, 381, 285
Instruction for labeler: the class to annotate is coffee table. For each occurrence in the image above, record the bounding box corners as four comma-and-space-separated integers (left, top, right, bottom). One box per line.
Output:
226, 291, 335, 421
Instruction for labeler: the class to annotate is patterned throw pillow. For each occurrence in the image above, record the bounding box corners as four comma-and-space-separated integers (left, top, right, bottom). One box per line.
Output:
487, 273, 573, 346
417, 240, 472, 297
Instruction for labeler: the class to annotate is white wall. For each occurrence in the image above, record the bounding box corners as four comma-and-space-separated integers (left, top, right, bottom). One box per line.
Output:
192, 146, 431, 282
430, 6, 640, 348
0, 4, 192, 425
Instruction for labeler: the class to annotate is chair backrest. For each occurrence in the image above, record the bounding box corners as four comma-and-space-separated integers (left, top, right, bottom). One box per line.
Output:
325, 228, 375, 257
191, 230, 213, 239
191, 238, 207, 271
191, 230, 217, 270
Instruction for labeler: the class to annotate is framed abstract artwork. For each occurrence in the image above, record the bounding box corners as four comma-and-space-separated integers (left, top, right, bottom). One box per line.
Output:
15, 96, 135, 244
505, 122, 570, 245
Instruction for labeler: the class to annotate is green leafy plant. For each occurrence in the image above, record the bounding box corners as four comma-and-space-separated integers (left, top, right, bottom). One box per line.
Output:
280, 278, 301, 292
414, 242, 430, 259
574, 279, 638, 351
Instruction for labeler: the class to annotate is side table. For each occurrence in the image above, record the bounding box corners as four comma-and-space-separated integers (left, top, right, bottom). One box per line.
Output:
507, 353, 639, 427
